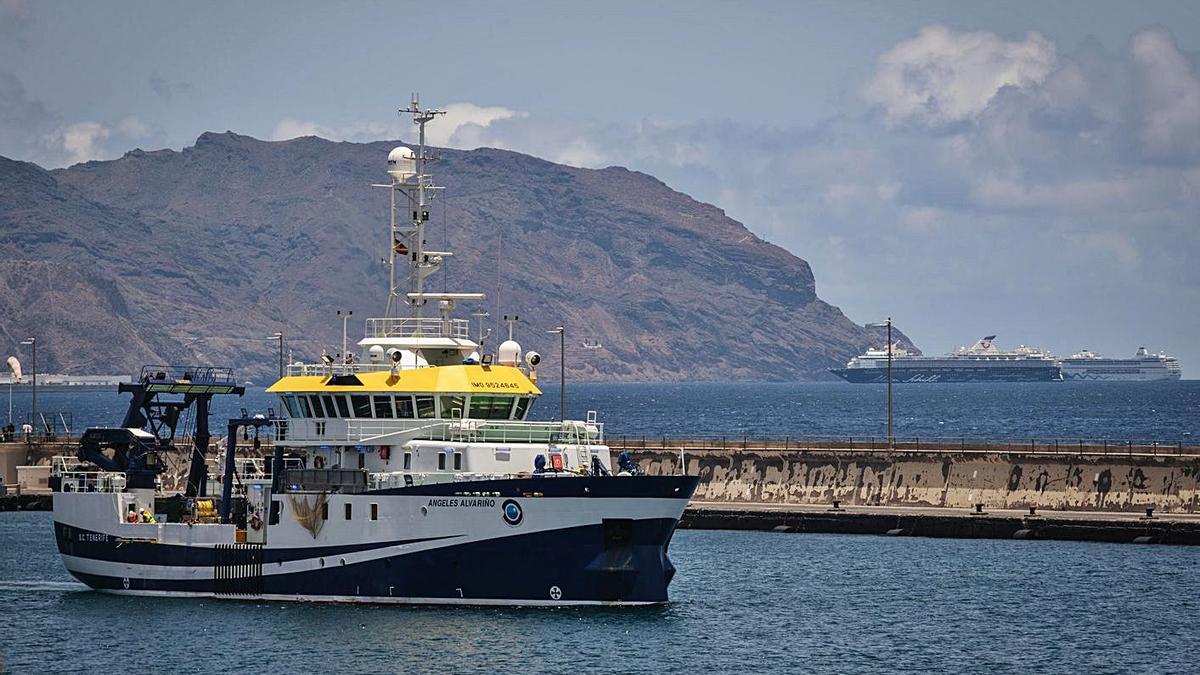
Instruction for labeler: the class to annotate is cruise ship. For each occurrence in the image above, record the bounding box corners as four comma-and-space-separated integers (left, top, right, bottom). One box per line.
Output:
48, 97, 698, 606
831, 336, 1062, 383
1060, 347, 1182, 382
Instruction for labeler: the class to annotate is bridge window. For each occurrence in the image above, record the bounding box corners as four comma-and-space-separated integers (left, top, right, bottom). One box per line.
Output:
415, 396, 436, 419
470, 395, 515, 420
308, 395, 326, 418
281, 396, 299, 418
395, 396, 415, 419
334, 395, 350, 418
320, 395, 338, 417
373, 395, 394, 418
439, 395, 465, 419
298, 396, 313, 418
351, 395, 372, 418
513, 397, 532, 420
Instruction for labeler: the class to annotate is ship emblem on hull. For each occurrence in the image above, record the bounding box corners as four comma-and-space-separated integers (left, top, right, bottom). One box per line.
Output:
502, 499, 523, 527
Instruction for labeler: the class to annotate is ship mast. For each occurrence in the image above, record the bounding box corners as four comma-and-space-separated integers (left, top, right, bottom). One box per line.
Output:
385, 94, 446, 320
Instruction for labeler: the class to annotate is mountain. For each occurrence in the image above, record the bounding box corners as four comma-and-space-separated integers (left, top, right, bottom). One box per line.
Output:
0, 133, 913, 382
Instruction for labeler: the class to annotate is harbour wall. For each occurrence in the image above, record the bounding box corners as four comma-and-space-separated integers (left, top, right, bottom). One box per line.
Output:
621, 442, 1200, 513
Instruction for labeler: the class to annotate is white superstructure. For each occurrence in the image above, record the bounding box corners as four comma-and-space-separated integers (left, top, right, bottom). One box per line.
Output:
1061, 347, 1183, 382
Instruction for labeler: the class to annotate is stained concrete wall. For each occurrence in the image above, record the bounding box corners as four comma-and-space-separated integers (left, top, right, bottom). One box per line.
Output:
631, 448, 1200, 513
0, 443, 27, 485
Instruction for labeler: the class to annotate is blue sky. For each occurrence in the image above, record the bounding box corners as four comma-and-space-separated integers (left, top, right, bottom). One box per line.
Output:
3, 0, 1199, 373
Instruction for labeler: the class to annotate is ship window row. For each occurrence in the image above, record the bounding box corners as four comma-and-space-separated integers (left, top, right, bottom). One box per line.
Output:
280, 394, 533, 421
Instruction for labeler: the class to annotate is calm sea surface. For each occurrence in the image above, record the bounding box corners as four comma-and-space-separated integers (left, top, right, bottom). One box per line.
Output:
0, 511, 1197, 674
7, 380, 1199, 441
2, 382, 1197, 672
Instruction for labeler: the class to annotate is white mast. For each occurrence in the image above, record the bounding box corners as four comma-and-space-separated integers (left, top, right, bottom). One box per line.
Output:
384, 94, 447, 320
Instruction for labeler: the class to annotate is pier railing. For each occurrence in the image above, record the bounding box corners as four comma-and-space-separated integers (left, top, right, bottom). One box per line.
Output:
608, 434, 1200, 459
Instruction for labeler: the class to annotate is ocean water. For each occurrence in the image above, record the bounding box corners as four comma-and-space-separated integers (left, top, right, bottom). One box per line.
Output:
7, 380, 1199, 442
2, 383, 1198, 672
1, 511, 1197, 674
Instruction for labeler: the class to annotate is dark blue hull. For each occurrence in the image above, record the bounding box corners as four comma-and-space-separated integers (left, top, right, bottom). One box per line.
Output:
830, 366, 1062, 383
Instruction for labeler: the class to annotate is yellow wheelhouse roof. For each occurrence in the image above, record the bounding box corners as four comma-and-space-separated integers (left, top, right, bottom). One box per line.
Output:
265, 364, 541, 396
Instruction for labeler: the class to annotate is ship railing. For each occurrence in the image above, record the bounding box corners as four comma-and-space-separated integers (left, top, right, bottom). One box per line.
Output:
445, 419, 604, 445
56, 470, 127, 493
367, 471, 543, 491
284, 361, 427, 377
364, 317, 471, 340
285, 418, 605, 445
138, 365, 236, 386
366, 471, 456, 491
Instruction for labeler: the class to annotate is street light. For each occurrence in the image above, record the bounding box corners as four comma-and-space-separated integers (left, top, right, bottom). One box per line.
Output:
336, 310, 353, 362
269, 332, 284, 379
867, 319, 893, 450
547, 325, 565, 422
19, 337, 35, 435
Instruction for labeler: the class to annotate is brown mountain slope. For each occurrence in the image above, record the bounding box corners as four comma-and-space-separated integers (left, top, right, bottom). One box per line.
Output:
1, 133, 911, 381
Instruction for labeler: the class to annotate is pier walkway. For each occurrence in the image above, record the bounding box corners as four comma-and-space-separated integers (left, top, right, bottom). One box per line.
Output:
682, 500, 1200, 545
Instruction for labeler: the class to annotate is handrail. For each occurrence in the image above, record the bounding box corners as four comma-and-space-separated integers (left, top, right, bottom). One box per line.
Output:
364, 317, 471, 340
283, 418, 605, 445
57, 470, 127, 493
606, 434, 1200, 457
138, 365, 235, 385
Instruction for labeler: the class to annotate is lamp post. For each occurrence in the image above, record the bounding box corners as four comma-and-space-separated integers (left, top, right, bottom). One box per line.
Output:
269, 332, 284, 379
867, 319, 893, 450
336, 310, 353, 362
19, 338, 35, 435
547, 325, 565, 422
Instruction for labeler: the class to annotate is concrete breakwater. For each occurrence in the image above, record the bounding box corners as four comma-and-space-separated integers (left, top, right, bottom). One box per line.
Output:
619, 439, 1200, 514
681, 502, 1200, 545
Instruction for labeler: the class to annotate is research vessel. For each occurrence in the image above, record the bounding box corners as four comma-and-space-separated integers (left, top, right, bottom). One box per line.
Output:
49, 97, 698, 606
1060, 347, 1182, 382
831, 336, 1062, 383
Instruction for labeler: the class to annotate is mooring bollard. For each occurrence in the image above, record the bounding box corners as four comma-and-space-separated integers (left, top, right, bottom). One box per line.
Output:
1029, 506, 1037, 516
829, 499, 843, 512
1145, 506, 1155, 519
974, 503, 985, 514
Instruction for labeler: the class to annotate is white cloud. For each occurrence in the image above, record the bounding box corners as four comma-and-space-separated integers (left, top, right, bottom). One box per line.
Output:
116, 115, 149, 139
862, 25, 1057, 127
1130, 29, 1200, 163
426, 103, 527, 148
271, 118, 326, 141
59, 121, 110, 164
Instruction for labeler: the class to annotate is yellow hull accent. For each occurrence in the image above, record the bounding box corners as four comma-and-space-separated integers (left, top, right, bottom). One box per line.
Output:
265, 364, 541, 395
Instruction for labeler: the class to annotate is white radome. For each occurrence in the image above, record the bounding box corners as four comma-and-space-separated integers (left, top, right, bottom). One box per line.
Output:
387, 146, 416, 181
498, 340, 522, 367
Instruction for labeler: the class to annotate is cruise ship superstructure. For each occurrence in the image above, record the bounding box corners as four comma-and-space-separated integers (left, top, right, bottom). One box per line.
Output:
1060, 347, 1182, 382
49, 97, 698, 606
831, 336, 1062, 383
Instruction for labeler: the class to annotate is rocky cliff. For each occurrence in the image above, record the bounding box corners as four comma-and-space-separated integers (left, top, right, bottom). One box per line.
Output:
0, 133, 911, 382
